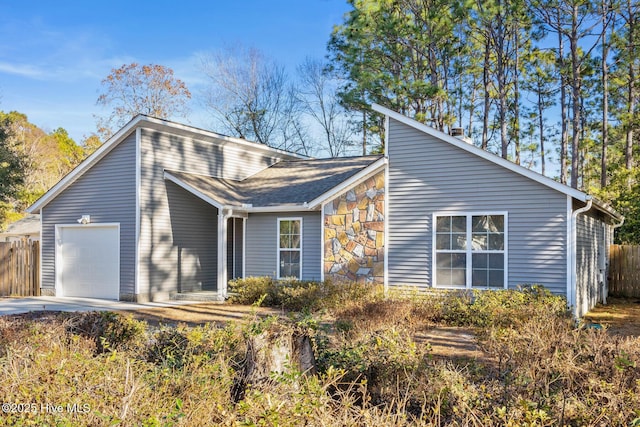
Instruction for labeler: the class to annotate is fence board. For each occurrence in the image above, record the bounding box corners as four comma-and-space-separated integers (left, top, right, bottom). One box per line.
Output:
0, 240, 40, 297
609, 244, 640, 298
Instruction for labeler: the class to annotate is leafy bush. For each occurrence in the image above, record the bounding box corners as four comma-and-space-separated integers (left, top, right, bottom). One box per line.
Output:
147, 323, 242, 369
317, 327, 426, 386
228, 276, 381, 311
228, 276, 279, 306
65, 311, 147, 354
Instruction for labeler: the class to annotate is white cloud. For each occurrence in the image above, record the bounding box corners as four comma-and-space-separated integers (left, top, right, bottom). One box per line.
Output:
0, 62, 45, 79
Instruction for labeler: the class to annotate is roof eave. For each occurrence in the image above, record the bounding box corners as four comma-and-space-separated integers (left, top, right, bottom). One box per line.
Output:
164, 171, 227, 210
27, 115, 307, 213
371, 103, 590, 203
139, 116, 308, 160
591, 197, 624, 222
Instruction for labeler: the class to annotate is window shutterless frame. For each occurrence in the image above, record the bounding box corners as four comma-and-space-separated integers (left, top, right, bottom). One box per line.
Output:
277, 217, 302, 279
432, 212, 508, 290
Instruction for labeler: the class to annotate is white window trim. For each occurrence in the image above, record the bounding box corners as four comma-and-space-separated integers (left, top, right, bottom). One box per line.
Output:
431, 212, 508, 290
277, 217, 303, 280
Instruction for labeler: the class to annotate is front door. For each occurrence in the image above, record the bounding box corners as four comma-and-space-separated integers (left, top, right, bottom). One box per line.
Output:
226, 218, 244, 280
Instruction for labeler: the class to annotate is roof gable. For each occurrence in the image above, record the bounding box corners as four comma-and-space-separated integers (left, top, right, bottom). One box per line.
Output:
373, 104, 622, 221
27, 115, 305, 213
373, 103, 590, 203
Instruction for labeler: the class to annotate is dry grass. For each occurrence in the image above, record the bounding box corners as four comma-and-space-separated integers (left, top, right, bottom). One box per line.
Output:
1, 287, 639, 426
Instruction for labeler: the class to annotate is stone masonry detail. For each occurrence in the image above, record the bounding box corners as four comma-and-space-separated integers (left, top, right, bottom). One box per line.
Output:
323, 170, 384, 283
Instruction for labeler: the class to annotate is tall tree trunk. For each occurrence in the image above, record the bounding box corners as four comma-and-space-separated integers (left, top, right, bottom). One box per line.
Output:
626, 81, 635, 170
626, 5, 636, 170
513, 26, 521, 165
440, 53, 450, 132
601, 0, 610, 188
482, 37, 491, 150
362, 109, 367, 155
537, 81, 546, 176
431, 43, 445, 132
558, 19, 569, 185
496, 3, 509, 159
570, 12, 582, 190
467, 76, 477, 139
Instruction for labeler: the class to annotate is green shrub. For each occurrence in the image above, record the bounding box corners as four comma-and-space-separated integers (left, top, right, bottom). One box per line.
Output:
228, 276, 381, 312
228, 276, 279, 306
316, 326, 429, 409
470, 284, 571, 328
277, 278, 325, 311
66, 311, 147, 354
147, 323, 243, 369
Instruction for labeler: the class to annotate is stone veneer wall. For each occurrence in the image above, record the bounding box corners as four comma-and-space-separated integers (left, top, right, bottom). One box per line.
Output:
323, 170, 384, 284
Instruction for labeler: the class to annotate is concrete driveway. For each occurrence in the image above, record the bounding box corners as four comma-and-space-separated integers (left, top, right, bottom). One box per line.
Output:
0, 296, 200, 316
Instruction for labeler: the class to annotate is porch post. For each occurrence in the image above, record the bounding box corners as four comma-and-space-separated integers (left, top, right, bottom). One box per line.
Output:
217, 212, 228, 299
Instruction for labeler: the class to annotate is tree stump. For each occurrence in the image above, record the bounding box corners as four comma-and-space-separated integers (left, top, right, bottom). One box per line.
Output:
232, 323, 317, 402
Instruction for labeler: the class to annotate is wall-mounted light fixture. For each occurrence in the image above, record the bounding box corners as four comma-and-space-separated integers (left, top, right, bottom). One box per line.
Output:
77, 215, 91, 224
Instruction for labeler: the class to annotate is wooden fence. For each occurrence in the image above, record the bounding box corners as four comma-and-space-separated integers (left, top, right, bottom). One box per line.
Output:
609, 244, 640, 298
0, 240, 40, 297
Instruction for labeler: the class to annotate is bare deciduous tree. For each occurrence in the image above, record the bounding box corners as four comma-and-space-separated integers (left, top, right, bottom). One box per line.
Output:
201, 46, 304, 151
297, 58, 356, 157
96, 63, 191, 140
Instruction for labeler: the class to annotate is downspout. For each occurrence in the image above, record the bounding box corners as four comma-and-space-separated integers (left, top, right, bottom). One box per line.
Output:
570, 196, 592, 316
612, 216, 625, 231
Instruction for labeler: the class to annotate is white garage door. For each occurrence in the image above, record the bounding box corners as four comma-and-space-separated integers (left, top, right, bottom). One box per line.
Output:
57, 224, 119, 299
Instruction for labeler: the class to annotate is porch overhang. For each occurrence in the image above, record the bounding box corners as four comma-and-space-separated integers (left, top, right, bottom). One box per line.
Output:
164, 170, 318, 214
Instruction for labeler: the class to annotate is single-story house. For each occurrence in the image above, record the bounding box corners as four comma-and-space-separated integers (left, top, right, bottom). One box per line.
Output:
27, 104, 622, 316
0, 214, 41, 242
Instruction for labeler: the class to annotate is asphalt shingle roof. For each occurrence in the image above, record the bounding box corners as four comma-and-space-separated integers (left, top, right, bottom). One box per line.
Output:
166, 155, 383, 208
0, 214, 40, 236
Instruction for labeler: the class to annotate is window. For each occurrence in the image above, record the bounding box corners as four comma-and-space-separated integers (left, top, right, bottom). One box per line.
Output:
434, 213, 506, 289
278, 218, 302, 279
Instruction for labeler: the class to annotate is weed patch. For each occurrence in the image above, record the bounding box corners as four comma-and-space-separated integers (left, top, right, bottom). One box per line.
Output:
0, 286, 639, 426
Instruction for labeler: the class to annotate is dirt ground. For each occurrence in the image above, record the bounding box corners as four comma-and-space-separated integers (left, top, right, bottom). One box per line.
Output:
126, 303, 488, 361
125, 303, 285, 326
123, 298, 640, 362
120, 297, 640, 362
583, 297, 640, 337
3, 298, 637, 363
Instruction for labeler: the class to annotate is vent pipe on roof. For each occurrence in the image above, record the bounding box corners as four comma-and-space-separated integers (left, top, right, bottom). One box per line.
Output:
450, 127, 473, 144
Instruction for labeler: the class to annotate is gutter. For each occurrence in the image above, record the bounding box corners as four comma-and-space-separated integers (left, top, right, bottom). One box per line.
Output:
569, 196, 593, 316
244, 204, 312, 213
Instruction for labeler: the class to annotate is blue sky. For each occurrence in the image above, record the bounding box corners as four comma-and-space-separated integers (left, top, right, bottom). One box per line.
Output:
0, 0, 351, 143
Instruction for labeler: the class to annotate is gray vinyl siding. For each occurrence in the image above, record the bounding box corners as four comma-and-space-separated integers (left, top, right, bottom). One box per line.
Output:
40, 133, 136, 296
245, 212, 322, 280
165, 181, 218, 292
138, 129, 283, 298
387, 119, 568, 295
575, 209, 611, 317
